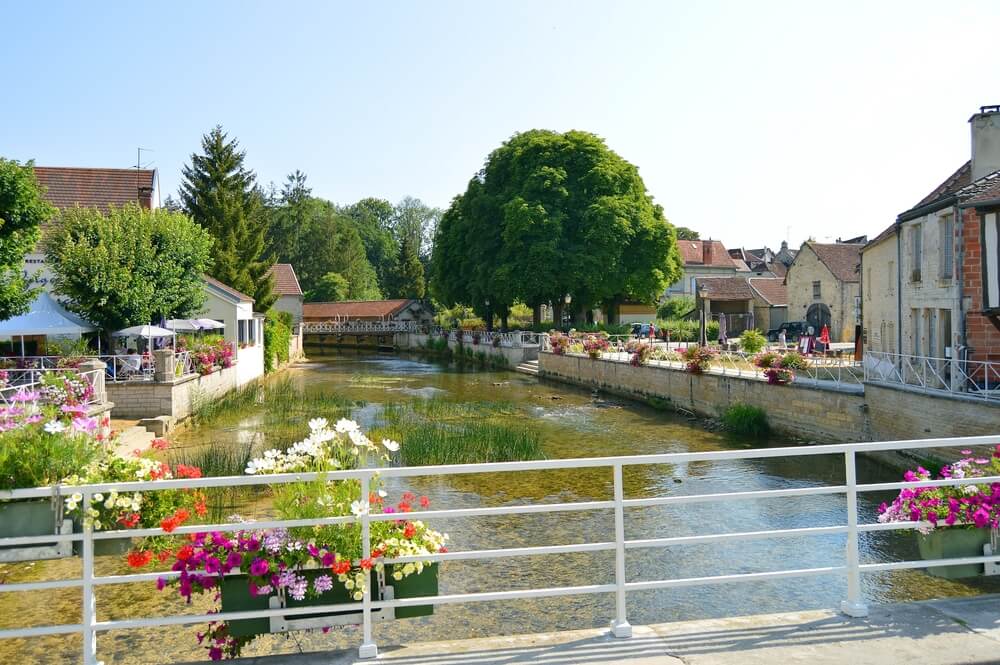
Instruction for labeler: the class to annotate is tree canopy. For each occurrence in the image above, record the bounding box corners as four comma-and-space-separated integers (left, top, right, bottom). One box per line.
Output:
675, 226, 700, 240
0, 159, 53, 320
180, 126, 275, 310
43, 204, 213, 332
430, 129, 682, 327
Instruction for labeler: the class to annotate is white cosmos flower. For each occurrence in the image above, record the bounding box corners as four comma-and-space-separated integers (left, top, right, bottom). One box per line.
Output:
378, 489, 387, 498
381, 438, 400, 452
335, 418, 360, 434
308, 417, 328, 432
350, 500, 369, 516
44, 420, 66, 434
348, 430, 370, 447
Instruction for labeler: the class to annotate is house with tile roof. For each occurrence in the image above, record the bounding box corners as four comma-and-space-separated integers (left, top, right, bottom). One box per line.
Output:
199, 275, 265, 386
666, 239, 745, 297
860, 105, 1000, 370
693, 276, 788, 336
302, 299, 434, 325
785, 241, 863, 342
266, 264, 304, 324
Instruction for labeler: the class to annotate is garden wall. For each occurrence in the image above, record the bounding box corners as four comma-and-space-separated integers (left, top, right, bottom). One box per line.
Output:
106, 364, 239, 420
396, 332, 537, 366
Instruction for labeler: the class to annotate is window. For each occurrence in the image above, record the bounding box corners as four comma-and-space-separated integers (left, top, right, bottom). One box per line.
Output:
812, 280, 821, 299
939, 215, 954, 279
887, 260, 895, 295
911, 224, 922, 282
238, 320, 249, 346
866, 268, 871, 299
911, 309, 920, 356
984, 212, 1000, 311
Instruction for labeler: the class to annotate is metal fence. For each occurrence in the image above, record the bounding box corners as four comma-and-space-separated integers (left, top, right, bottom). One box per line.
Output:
0, 435, 998, 663
864, 351, 1000, 402
0, 366, 105, 407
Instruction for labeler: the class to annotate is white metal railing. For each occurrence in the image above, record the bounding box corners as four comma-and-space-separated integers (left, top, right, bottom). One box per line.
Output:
864, 350, 1000, 402
0, 366, 105, 407
302, 320, 421, 334
1, 435, 998, 663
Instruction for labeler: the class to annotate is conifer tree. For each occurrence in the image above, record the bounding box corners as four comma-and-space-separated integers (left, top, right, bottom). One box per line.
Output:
179, 126, 275, 309
395, 233, 425, 299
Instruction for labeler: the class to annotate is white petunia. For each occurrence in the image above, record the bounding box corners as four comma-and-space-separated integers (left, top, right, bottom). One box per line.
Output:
381, 438, 400, 452
71, 492, 83, 502
44, 420, 66, 434
308, 417, 328, 432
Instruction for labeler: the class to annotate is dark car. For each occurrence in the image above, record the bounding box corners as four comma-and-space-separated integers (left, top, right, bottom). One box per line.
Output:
767, 321, 809, 342
632, 322, 656, 338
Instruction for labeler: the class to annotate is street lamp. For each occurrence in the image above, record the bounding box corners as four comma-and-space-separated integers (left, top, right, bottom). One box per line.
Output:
564, 294, 572, 305
697, 284, 709, 347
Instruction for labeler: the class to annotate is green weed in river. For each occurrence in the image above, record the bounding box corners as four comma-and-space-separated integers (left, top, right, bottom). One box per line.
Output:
190, 376, 357, 426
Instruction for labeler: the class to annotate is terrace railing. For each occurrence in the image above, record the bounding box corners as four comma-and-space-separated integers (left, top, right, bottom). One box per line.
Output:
302, 320, 422, 334
864, 351, 1000, 402
0, 365, 105, 407
1, 435, 998, 664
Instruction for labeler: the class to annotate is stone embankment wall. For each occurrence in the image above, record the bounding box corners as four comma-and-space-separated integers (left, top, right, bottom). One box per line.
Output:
106, 364, 239, 420
396, 332, 538, 366
539, 353, 1000, 452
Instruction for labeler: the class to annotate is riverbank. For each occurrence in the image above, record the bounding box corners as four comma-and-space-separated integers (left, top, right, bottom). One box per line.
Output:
180, 593, 1000, 665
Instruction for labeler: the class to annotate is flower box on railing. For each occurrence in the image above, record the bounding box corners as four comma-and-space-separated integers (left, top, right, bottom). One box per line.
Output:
0, 499, 72, 563
916, 529, 994, 579
221, 564, 438, 637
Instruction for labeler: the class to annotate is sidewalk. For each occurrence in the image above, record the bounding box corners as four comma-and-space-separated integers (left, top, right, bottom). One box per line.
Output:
197, 594, 1000, 665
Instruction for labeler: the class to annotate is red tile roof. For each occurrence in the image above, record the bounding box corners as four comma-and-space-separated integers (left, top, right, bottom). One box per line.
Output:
302, 299, 415, 320
266, 264, 303, 296
906, 161, 972, 212
766, 261, 787, 278
807, 242, 862, 283
957, 169, 1000, 207
33, 167, 156, 211
202, 274, 254, 303
748, 278, 788, 306
695, 277, 754, 301
676, 240, 735, 268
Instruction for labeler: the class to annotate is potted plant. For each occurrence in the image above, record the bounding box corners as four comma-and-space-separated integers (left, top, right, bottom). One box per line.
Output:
158, 418, 446, 660
681, 345, 713, 373
582, 334, 610, 360
878, 447, 1000, 578
549, 333, 571, 356
626, 340, 653, 366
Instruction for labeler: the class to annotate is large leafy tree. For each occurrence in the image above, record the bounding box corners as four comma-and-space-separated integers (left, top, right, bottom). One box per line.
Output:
43, 204, 213, 336
431, 129, 682, 328
395, 233, 426, 299
180, 126, 275, 310
341, 197, 398, 294
675, 226, 700, 240
0, 159, 53, 320
266, 170, 311, 264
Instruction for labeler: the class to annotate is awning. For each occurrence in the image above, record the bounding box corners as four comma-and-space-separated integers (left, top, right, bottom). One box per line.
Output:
0, 291, 97, 337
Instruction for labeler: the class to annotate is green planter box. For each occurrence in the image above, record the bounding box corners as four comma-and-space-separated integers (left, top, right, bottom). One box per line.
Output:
0, 500, 58, 545
221, 563, 438, 638
917, 528, 991, 579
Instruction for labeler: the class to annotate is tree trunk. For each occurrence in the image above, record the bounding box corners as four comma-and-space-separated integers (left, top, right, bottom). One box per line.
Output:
586, 309, 594, 325
552, 303, 563, 330
500, 313, 509, 332
484, 305, 494, 332
532, 303, 542, 328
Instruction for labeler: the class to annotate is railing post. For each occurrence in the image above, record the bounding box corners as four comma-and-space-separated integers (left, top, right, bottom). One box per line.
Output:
840, 450, 869, 618
81, 491, 103, 665
610, 463, 632, 638
358, 473, 377, 659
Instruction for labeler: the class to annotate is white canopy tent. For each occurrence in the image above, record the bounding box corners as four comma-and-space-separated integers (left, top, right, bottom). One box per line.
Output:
193, 318, 225, 330
0, 292, 97, 355
112, 325, 176, 352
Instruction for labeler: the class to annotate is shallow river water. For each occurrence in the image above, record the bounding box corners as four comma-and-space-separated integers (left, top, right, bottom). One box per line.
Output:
2, 349, 997, 664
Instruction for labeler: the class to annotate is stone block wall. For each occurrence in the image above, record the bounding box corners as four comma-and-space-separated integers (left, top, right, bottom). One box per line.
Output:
106, 364, 239, 420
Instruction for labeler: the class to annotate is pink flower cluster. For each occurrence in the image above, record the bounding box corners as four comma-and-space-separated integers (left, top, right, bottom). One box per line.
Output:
878, 446, 1000, 532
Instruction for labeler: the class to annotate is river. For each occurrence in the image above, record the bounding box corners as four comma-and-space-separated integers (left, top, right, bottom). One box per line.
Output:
1, 350, 997, 664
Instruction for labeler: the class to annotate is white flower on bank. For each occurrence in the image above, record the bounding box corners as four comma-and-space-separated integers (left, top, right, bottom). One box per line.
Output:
308, 417, 328, 432
44, 420, 66, 434
350, 499, 369, 516
335, 418, 360, 434
381, 438, 400, 452
348, 429, 371, 448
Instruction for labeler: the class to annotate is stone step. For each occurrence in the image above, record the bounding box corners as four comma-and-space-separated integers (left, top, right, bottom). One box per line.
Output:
516, 360, 539, 376
114, 425, 155, 457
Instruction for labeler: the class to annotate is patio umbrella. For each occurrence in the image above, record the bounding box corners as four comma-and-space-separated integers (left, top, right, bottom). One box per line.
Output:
193, 318, 225, 330
112, 324, 176, 352
718, 313, 727, 344
165, 319, 201, 332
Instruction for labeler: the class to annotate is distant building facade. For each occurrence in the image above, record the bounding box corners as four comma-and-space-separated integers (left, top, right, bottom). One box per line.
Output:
302, 299, 435, 326
266, 264, 304, 325
785, 241, 863, 342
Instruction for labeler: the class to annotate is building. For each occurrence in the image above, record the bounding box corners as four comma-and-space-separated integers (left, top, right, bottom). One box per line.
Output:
666, 239, 746, 297
785, 241, 863, 342
266, 264, 304, 325
861, 105, 1000, 366
302, 299, 435, 325
694, 276, 788, 336
732, 241, 797, 278
199, 275, 265, 386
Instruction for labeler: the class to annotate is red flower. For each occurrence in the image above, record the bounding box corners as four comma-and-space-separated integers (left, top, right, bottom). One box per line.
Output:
117, 513, 141, 528
194, 498, 208, 517
403, 522, 416, 539
160, 517, 180, 533
397, 501, 412, 513
151, 438, 170, 451
332, 560, 351, 575
175, 464, 202, 479
176, 545, 194, 561
419, 496, 430, 508
402, 491, 416, 503
371, 547, 384, 558
360, 558, 373, 570
127, 550, 153, 568
157, 549, 173, 563
174, 508, 191, 523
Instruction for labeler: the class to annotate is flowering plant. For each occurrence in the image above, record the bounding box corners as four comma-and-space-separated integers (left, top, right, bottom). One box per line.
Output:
754, 351, 780, 369
38, 370, 94, 407
763, 367, 793, 384
878, 447, 1000, 532
625, 340, 652, 366
182, 337, 235, 376
582, 334, 610, 359
681, 345, 713, 373
549, 333, 571, 355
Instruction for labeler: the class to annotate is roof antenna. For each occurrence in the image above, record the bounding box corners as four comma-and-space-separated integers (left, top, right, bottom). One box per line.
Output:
136, 147, 153, 205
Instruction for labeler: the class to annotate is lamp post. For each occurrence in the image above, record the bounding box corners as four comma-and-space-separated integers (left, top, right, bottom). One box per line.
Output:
698, 284, 709, 347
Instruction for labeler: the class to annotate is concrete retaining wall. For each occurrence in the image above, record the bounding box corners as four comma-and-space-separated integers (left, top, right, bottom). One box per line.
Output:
106, 364, 239, 420
396, 332, 537, 366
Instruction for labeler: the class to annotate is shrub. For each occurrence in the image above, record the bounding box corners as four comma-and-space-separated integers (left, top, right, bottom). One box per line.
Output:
754, 351, 780, 369
549, 333, 570, 355
780, 351, 810, 370
682, 345, 714, 373
721, 403, 770, 437
657, 296, 695, 320
263, 309, 292, 373
740, 329, 766, 354
582, 334, 610, 359
764, 367, 793, 384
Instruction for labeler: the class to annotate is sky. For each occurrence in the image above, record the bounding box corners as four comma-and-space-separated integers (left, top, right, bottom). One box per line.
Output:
3, 1, 1000, 249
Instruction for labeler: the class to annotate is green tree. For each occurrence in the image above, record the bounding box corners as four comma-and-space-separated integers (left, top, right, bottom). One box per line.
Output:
312, 272, 350, 302
432, 130, 682, 329
0, 159, 53, 320
395, 234, 425, 299
675, 226, 700, 240
266, 170, 311, 264
179, 126, 275, 310
341, 197, 398, 293
43, 204, 213, 337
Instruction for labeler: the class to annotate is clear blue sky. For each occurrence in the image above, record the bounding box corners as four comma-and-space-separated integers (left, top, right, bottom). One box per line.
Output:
3, 1, 999, 248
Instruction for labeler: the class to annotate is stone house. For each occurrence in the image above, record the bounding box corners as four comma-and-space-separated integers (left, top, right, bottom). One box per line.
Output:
266, 263, 304, 325
693, 276, 788, 336
860, 105, 1000, 366
785, 241, 863, 342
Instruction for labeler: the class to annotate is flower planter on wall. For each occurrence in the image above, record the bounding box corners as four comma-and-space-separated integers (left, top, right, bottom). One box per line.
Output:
0, 500, 72, 563
221, 564, 438, 637
917, 529, 992, 579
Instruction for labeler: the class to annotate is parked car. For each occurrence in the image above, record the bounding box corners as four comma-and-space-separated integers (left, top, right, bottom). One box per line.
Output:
766, 321, 809, 342
632, 322, 657, 338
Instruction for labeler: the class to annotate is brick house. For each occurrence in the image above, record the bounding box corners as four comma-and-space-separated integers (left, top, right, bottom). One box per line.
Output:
860, 105, 1000, 367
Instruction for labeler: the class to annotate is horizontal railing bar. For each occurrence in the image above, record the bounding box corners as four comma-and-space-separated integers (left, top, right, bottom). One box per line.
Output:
860, 553, 1000, 572
0, 532, 84, 547
857, 475, 1000, 493
623, 485, 847, 508
92, 571, 180, 586
624, 566, 847, 591
4, 435, 998, 499
0, 624, 84, 639
369, 584, 618, 609
857, 521, 933, 532
625, 525, 849, 549
86, 514, 357, 541
380, 541, 616, 565
0, 578, 84, 593
368, 501, 614, 522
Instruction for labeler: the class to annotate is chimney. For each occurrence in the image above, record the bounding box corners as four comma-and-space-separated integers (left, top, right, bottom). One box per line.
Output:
970, 105, 1000, 181
702, 239, 714, 265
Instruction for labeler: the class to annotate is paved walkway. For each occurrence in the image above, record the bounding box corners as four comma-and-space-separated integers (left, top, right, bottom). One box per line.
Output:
198, 594, 1000, 665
